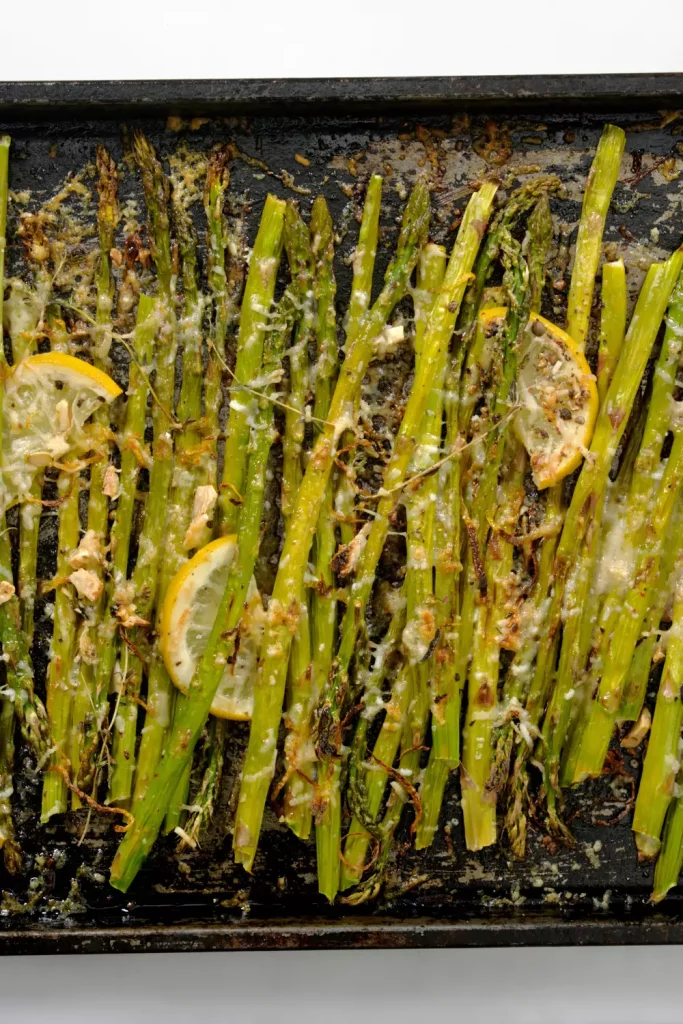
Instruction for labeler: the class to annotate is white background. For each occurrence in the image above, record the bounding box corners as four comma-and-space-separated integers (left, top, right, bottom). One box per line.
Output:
0, 0, 681, 79
1, 1, 683, 1020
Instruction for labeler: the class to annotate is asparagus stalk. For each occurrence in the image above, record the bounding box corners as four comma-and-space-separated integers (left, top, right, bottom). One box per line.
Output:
527, 131, 625, 749
0, 137, 49, 759
323, 240, 443, 901
217, 195, 286, 534
0, 694, 19, 872
413, 372, 465, 849
541, 249, 683, 825
14, 227, 55, 645
0, 167, 24, 862
202, 146, 235, 479
597, 259, 627, 402
182, 718, 225, 848
526, 141, 624, 764
172, 249, 292, 835
13, 207, 55, 644
231, 180, 431, 873
172, 171, 205, 455
405, 242, 447, 757
340, 597, 407, 889
130, 183, 232, 813
315, 761, 342, 904
392, 245, 450, 852
414, 761, 449, 852
505, 250, 623, 849
417, 277, 509, 843
607, 267, 680, 567
461, 420, 527, 854
619, 622, 658, 723
78, 135, 177, 791
134, 133, 174, 301
346, 664, 412, 889
561, 271, 683, 784
0, 538, 47, 754
632, 577, 683, 858
323, 181, 383, 875
40, 468, 81, 820
483, 189, 556, 800
281, 601, 312, 834
354, 662, 441, 901
110, 209, 288, 891
310, 184, 495, 879
17, 491, 41, 640
451, 182, 559, 775
559, 260, 629, 731
335, 174, 383, 547
566, 125, 626, 350
569, 426, 683, 781
315, 187, 497, 887
346, 176, 383, 343
504, 486, 563, 857
69, 148, 120, 796
281, 202, 315, 520
288, 199, 339, 863
652, 767, 683, 903
415, 271, 524, 853
462, 463, 524, 851
161, 182, 211, 831
280, 202, 316, 839
619, 507, 683, 721
458, 178, 558, 333
181, 150, 240, 828
70, 297, 157, 793
101, 296, 157, 799
459, 186, 543, 850
344, 718, 419, 904
131, 175, 207, 821
527, 193, 553, 314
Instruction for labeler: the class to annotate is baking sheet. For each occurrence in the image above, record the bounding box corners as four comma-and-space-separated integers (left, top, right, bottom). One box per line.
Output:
2, 76, 683, 952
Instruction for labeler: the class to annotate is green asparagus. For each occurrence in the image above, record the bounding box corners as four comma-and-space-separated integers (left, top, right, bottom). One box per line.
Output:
110, 197, 287, 890
232, 179, 431, 872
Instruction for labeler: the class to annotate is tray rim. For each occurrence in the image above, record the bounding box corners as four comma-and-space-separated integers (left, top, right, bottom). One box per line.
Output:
0, 74, 681, 117
4, 913, 683, 955
2, 73, 683, 954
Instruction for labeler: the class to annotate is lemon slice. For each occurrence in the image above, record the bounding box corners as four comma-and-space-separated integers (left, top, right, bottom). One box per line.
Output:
159, 536, 265, 721
479, 308, 598, 489
2, 352, 122, 507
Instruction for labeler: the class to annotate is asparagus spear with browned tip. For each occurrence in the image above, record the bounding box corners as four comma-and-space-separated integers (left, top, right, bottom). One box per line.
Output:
110, 195, 286, 891
231, 180, 432, 874
312, 183, 496, 880
279, 202, 316, 840
541, 248, 683, 830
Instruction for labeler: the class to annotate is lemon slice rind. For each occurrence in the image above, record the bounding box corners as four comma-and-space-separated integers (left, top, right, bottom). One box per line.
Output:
160, 536, 264, 722
1, 352, 122, 508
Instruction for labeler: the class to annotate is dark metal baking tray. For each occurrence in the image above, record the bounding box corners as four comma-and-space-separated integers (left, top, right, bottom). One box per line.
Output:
1, 75, 683, 954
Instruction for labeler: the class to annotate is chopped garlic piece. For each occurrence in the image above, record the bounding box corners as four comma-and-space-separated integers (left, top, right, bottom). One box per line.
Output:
0, 581, 15, 605
68, 568, 103, 603
78, 628, 97, 664
183, 484, 218, 551
331, 521, 371, 579
621, 708, 652, 749
25, 451, 53, 468
69, 529, 103, 570
374, 323, 405, 357
102, 463, 120, 499
114, 586, 149, 630
46, 435, 71, 460
55, 399, 71, 433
